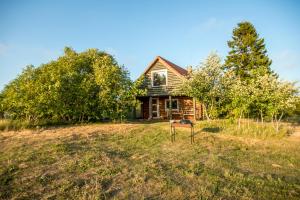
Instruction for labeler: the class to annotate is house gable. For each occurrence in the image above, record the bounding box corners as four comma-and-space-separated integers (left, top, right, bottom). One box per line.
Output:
141, 56, 188, 96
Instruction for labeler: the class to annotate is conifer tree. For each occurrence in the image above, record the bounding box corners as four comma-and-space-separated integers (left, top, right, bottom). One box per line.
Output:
224, 22, 273, 81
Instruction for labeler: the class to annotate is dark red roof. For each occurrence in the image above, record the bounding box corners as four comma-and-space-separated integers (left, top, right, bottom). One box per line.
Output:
157, 56, 188, 76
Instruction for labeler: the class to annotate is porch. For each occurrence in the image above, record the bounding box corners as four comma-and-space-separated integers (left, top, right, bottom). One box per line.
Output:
136, 96, 202, 120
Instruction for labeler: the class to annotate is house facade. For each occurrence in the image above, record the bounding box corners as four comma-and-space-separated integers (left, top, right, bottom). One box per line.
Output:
136, 56, 202, 120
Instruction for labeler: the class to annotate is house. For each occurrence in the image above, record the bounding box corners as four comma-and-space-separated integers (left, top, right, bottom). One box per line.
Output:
136, 56, 202, 120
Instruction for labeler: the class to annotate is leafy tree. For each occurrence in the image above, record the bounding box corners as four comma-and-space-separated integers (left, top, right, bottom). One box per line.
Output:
181, 52, 223, 119
252, 74, 298, 129
0, 47, 143, 124
224, 22, 273, 81
222, 70, 255, 127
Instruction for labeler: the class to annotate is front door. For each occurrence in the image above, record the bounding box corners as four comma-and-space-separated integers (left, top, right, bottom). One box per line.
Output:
152, 98, 159, 118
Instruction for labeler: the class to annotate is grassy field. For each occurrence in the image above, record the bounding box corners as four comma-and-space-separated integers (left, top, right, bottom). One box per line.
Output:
0, 121, 299, 199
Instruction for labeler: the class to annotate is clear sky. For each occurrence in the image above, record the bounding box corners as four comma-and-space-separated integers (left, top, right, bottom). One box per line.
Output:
0, 0, 299, 90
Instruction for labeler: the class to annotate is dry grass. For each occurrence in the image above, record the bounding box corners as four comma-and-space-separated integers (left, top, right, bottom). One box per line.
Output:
0, 121, 299, 199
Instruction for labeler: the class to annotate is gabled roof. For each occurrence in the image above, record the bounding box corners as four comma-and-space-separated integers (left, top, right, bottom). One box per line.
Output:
142, 56, 188, 78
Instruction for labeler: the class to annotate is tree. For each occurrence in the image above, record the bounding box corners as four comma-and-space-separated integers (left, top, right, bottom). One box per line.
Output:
0, 47, 143, 124
222, 70, 255, 128
252, 74, 298, 130
181, 52, 223, 119
224, 22, 273, 82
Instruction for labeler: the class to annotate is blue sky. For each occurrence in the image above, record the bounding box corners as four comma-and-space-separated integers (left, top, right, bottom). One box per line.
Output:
0, 0, 299, 90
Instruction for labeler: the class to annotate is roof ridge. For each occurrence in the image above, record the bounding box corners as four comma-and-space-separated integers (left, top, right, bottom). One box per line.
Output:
157, 56, 187, 76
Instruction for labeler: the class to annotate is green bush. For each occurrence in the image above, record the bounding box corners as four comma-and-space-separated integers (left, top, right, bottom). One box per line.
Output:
0, 119, 31, 131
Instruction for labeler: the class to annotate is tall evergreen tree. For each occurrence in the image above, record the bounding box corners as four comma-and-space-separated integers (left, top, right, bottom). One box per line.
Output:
224, 22, 273, 81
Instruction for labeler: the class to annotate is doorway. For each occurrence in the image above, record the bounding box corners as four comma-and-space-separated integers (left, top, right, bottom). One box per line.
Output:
152, 98, 159, 118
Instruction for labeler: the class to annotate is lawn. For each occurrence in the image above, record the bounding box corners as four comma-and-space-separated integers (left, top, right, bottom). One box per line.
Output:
0, 121, 299, 199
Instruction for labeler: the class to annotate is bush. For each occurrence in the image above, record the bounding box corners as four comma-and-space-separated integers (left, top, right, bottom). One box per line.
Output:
0, 119, 30, 131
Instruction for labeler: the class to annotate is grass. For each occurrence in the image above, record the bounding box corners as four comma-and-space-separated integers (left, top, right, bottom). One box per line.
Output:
0, 121, 299, 199
0, 119, 30, 131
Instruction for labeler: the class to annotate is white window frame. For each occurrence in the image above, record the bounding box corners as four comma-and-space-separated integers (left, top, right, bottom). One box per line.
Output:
165, 99, 179, 111
151, 69, 168, 87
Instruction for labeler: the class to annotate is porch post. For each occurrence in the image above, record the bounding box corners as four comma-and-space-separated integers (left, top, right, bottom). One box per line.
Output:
133, 97, 137, 119
193, 97, 196, 120
169, 95, 172, 120
157, 97, 160, 118
149, 96, 152, 119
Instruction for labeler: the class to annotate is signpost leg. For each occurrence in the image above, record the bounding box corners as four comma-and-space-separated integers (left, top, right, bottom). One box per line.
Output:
191, 126, 195, 144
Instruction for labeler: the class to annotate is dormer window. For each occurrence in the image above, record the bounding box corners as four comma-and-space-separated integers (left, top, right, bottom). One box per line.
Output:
151, 69, 167, 87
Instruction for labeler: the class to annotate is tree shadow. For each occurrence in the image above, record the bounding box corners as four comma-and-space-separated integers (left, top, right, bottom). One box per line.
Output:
201, 126, 222, 133
127, 119, 170, 124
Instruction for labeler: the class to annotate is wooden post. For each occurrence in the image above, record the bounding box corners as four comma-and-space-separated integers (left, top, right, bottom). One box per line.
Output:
169, 95, 172, 120
191, 126, 193, 144
133, 107, 136, 119
193, 97, 196, 121
173, 126, 175, 142
157, 97, 160, 118
192, 126, 195, 143
170, 122, 172, 142
132, 97, 136, 119
149, 96, 152, 119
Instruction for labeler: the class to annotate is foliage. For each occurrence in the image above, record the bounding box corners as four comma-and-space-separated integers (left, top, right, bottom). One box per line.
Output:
181, 52, 223, 119
0, 47, 145, 124
222, 70, 298, 128
251, 75, 299, 128
223, 71, 255, 127
224, 21, 273, 81
221, 22, 298, 125
181, 21, 299, 127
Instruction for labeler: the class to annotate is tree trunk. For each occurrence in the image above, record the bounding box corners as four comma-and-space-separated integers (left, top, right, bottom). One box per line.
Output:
238, 111, 243, 129
271, 114, 274, 124
260, 110, 264, 124
276, 112, 284, 132
203, 104, 210, 121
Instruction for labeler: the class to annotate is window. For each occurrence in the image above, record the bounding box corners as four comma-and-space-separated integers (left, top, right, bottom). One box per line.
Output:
151, 70, 167, 87
165, 99, 179, 110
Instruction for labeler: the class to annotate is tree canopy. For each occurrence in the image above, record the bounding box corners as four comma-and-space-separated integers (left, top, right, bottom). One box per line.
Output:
224, 22, 273, 81
182, 21, 299, 127
181, 52, 223, 119
0, 47, 145, 124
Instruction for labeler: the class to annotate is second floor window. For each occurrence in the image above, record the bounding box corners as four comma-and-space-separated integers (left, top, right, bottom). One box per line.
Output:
151, 70, 167, 87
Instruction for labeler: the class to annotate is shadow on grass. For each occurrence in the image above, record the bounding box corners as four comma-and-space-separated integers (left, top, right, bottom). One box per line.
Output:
201, 127, 222, 133
127, 119, 170, 124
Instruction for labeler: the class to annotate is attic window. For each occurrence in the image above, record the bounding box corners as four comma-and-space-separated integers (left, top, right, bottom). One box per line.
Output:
151, 69, 167, 87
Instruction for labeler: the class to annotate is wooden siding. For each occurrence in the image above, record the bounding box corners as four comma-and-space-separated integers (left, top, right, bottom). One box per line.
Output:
139, 96, 202, 120
143, 60, 184, 96
142, 98, 149, 119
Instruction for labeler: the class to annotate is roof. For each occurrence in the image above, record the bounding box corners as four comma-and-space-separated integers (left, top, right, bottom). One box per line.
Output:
143, 56, 188, 78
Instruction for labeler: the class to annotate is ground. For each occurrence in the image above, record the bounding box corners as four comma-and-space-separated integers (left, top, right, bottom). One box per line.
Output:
0, 121, 299, 199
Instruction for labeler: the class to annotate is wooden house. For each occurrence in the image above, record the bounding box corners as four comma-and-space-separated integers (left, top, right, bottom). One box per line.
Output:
136, 56, 202, 120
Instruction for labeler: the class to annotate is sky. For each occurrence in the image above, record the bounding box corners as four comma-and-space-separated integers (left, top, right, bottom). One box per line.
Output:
0, 0, 300, 90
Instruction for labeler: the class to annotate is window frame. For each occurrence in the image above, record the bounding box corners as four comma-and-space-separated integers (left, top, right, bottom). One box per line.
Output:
151, 69, 168, 87
165, 99, 179, 111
